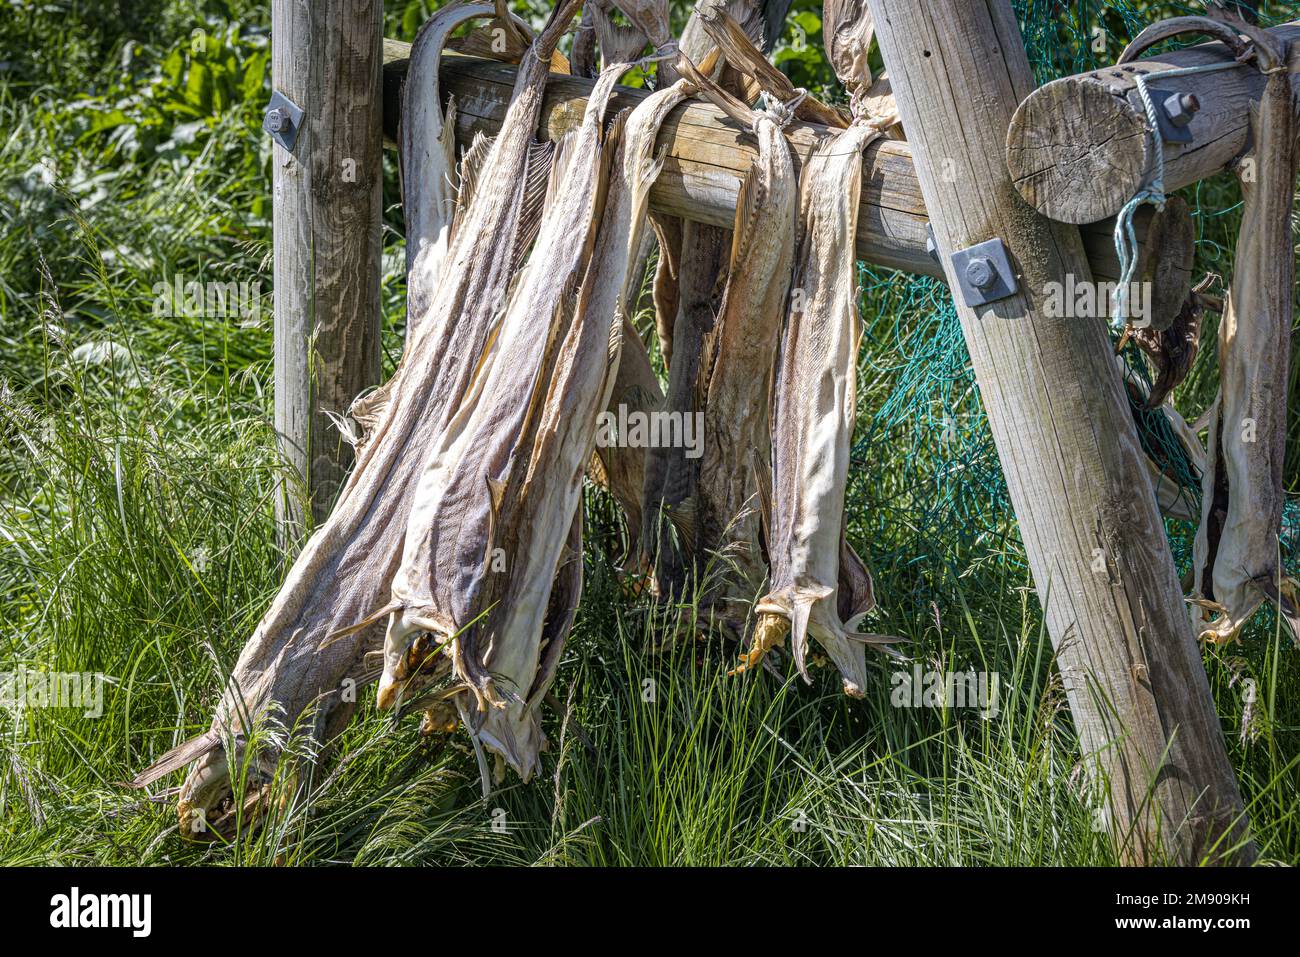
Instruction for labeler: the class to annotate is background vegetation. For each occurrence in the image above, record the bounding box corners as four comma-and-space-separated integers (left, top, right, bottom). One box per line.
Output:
0, 0, 1296, 865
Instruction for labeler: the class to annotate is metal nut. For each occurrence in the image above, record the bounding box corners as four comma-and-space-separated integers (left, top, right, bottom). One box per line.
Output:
1162, 92, 1199, 128
965, 256, 996, 290
264, 106, 291, 134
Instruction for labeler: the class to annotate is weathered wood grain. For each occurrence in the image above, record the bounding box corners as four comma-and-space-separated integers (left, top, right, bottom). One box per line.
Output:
1006, 21, 1300, 224
869, 0, 1254, 865
273, 0, 384, 534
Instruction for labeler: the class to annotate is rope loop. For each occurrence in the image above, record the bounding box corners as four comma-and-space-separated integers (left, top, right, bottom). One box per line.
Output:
1110, 57, 1238, 330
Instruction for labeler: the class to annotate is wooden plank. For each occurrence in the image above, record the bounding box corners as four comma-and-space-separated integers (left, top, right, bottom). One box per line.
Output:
273, 0, 384, 535
869, 0, 1254, 865
1007, 21, 1300, 224
381, 44, 1152, 284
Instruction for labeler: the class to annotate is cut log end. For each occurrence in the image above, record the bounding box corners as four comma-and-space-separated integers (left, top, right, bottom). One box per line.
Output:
1005, 76, 1150, 225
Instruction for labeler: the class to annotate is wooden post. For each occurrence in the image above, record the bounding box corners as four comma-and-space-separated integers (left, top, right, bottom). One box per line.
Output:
868, 0, 1254, 864
1006, 21, 1300, 224
271, 0, 383, 535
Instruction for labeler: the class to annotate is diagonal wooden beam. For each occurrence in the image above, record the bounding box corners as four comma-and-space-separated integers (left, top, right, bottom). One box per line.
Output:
869, 0, 1253, 865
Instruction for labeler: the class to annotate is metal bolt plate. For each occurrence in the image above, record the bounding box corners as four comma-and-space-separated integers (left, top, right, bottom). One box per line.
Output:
950, 237, 1018, 308
1144, 88, 1193, 145
264, 90, 304, 153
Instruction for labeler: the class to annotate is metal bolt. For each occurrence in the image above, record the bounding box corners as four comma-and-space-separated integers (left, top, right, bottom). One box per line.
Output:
925, 224, 940, 264
965, 256, 996, 290
264, 106, 291, 134
1163, 92, 1199, 128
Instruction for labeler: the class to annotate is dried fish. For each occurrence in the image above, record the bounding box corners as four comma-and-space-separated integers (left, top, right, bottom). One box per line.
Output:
666, 53, 799, 611
460, 79, 698, 777
378, 64, 629, 717
379, 65, 697, 780
746, 123, 900, 694
131, 0, 584, 835
1191, 18, 1300, 644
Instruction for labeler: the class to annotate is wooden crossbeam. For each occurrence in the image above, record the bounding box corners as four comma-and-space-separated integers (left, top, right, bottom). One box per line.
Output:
381, 44, 1155, 284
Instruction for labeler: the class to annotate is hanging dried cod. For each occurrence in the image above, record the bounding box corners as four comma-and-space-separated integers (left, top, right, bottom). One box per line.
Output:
1192, 19, 1300, 645
740, 0, 899, 692
379, 62, 696, 781
639, 0, 763, 599
377, 65, 629, 721
662, 50, 798, 618
130, 0, 583, 836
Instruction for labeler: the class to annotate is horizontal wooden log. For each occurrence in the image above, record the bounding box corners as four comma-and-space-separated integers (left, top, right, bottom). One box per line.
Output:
1007, 21, 1300, 224
382, 43, 1148, 284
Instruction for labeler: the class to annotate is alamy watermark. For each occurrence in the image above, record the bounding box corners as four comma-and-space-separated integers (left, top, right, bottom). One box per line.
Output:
890, 664, 1000, 719
152, 273, 262, 323
594, 404, 703, 459
1, 668, 105, 718
50, 887, 150, 937
1043, 275, 1152, 326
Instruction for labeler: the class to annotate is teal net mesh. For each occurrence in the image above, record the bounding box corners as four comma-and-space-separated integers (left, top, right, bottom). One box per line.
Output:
848, 0, 1300, 614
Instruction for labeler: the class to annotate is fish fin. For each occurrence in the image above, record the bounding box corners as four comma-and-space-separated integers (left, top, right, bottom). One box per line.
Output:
346, 384, 392, 452
129, 730, 221, 788
838, 537, 877, 623
790, 596, 815, 685
728, 162, 763, 273
606, 301, 625, 367
510, 139, 557, 271
664, 494, 698, 553
751, 447, 774, 548
453, 131, 495, 227
544, 131, 577, 211
320, 600, 402, 650
486, 475, 507, 516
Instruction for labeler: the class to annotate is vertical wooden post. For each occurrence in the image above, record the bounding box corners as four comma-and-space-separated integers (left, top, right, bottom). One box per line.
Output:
867, 0, 1254, 864
271, 0, 383, 535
